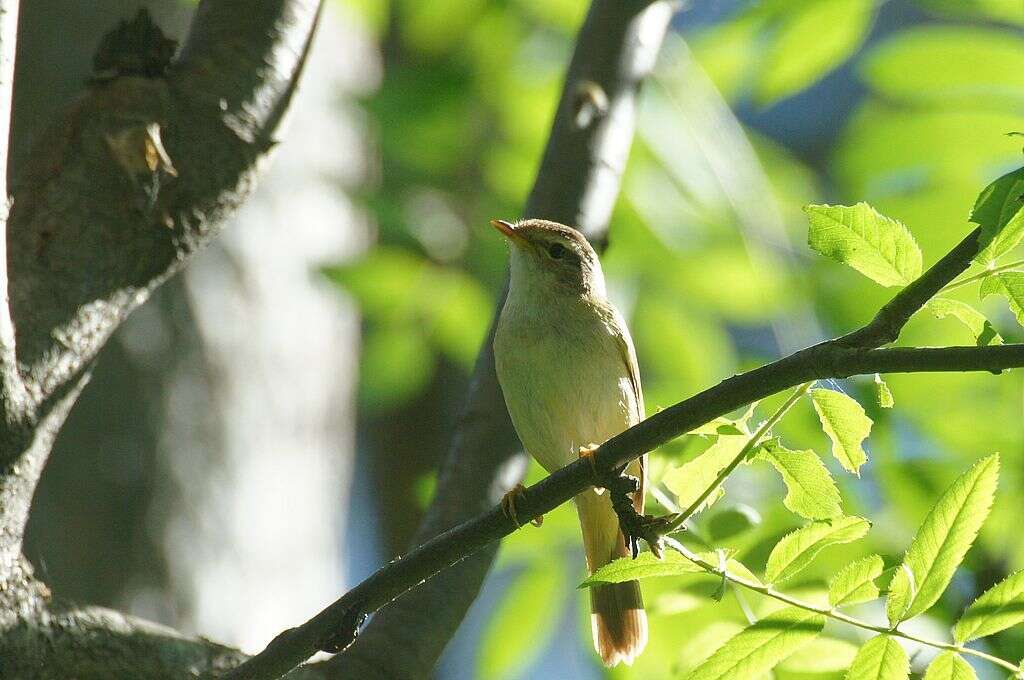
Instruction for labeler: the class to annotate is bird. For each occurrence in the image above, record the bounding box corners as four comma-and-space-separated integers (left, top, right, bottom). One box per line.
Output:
491, 218, 648, 667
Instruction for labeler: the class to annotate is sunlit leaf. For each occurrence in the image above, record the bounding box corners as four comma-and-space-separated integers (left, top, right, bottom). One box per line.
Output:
664, 435, 747, 513
579, 551, 704, 588
811, 388, 873, 475
861, 26, 1024, 110
980, 272, 1024, 327
927, 297, 1003, 346
805, 203, 922, 287
765, 516, 871, 584
914, 0, 1024, 25
887, 455, 1000, 625
829, 554, 885, 606
755, 443, 843, 520
479, 563, 563, 680
846, 635, 909, 680
873, 374, 895, 408
756, 0, 874, 105
954, 570, 1024, 643
971, 166, 1024, 265
778, 636, 860, 672
687, 607, 825, 680
922, 651, 978, 680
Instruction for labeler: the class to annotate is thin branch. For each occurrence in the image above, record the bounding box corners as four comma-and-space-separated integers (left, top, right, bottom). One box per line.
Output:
662, 537, 1022, 675
942, 257, 1024, 293
663, 381, 813, 534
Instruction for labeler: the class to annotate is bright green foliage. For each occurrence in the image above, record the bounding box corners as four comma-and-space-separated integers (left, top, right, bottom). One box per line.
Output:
664, 434, 746, 512
922, 651, 978, 680
811, 388, 873, 475
478, 563, 562, 680
887, 455, 1000, 625
755, 0, 875, 105
765, 516, 871, 584
927, 298, 1002, 346
980, 272, 1024, 326
971, 166, 1024, 265
846, 635, 909, 680
873, 374, 895, 408
954, 570, 1024, 643
861, 26, 1024, 110
805, 203, 923, 287
687, 607, 825, 680
829, 554, 885, 606
778, 637, 860, 673
325, 249, 490, 407
579, 551, 703, 588
754, 443, 843, 520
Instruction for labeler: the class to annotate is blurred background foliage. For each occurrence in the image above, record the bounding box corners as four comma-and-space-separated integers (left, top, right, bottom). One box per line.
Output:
329, 0, 1024, 678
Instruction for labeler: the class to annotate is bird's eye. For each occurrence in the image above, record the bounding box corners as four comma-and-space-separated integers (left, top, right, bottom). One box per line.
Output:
547, 243, 567, 260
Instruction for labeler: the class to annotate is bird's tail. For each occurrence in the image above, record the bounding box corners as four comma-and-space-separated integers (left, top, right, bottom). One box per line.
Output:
576, 489, 648, 666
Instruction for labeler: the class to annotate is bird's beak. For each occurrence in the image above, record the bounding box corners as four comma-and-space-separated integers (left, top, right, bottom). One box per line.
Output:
491, 219, 528, 247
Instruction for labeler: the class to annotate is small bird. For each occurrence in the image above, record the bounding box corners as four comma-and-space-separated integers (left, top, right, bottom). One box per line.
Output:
491, 218, 648, 666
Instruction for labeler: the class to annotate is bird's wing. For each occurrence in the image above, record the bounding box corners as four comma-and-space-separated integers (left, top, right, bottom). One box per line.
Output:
608, 306, 646, 514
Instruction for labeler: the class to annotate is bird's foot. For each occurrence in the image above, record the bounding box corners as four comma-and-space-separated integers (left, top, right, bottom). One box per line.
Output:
501, 483, 543, 528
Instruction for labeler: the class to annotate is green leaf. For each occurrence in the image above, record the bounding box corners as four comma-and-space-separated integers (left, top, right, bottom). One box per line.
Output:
765, 516, 871, 584
873, 374, 895, 408
687, 606, 825, 680
922, 651, 978, 680
954, 570, 1024, 643
811, 388, 873, 475
664, 435, 747, 513
706, 505, 762, 542
845, 635, 909, 680
579, 551, 704, 588
861, 26, 1024, 110
887, 455, 1000, 625
927, 298, 1003, 346
756, 0, 874, 105
805, 203, 923, 287
829, 554, 885, 606
754, 443, 843, 520
971, 166, 1024, 265
478, 563, 562, 680
778, 637, 860, 673
980, 272, 1024, 326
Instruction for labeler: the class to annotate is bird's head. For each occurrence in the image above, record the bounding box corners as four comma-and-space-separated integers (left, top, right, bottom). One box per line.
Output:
491, 218, 606, 299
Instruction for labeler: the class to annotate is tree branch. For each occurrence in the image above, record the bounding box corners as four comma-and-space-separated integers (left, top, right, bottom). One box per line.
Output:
302, 2, 675, 679
0, 0, 24, 423
228, 217, 1018, 679
1, 1, 324, 676
0, 0, 321, 566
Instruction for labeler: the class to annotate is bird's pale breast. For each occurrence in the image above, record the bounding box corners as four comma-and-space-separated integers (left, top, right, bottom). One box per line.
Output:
494, 300, 637, 473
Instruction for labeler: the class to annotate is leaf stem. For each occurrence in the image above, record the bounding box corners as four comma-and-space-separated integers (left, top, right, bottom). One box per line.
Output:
941, 258, 1024, 293
662, 381, 814, 533
662, 536, 1023, 675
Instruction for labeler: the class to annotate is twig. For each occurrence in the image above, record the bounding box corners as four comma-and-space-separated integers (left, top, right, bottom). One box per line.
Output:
661, 381, 813, 535
942, 258, 1024, 293
662, 537, 1023, 675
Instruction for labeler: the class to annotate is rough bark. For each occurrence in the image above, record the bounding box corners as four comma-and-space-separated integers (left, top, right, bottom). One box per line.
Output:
0, 1, 326, 677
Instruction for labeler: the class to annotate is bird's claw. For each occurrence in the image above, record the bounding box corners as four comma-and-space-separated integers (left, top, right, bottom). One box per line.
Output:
501, 483, 543, 528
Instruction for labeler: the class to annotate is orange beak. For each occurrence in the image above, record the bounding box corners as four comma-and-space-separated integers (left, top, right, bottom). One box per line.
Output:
491, 219, 528, 246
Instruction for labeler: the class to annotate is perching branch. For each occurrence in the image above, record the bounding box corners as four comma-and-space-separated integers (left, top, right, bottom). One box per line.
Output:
231, 215, 1023, 680
661, 537, 1023, 676
302, 2, 676, 679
